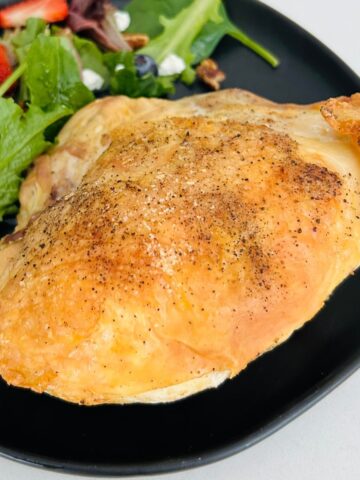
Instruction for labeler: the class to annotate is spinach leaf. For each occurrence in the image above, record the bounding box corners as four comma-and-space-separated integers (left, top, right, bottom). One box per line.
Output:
191, 4, 229, 64
0, 99, 71, 219
192, 4, 279, 67
24, 34, 94, 111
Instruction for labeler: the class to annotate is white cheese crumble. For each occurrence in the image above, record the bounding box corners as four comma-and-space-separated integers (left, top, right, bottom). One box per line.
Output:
158, 54, 186, 76
114, 10, 131, 32
82, 69, 104, 91
115, 63, 125, 72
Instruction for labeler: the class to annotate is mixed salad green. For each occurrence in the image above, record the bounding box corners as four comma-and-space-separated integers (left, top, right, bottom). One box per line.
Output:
0, 0, 279, 220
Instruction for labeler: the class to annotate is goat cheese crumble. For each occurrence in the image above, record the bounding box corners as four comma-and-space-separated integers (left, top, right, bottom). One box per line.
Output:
82, 69, 104, 91
158, 54, 186, 76
114, 11, 131, 32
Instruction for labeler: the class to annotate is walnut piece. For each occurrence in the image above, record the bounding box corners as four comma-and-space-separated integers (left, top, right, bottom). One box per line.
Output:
123, 33, 150, 50
196, 59, 226, 91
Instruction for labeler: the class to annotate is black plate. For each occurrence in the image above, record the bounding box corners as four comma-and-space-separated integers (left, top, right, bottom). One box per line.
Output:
0, 0, 360, 476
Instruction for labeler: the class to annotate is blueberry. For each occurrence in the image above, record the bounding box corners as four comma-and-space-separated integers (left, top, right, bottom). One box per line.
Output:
135, 55, 158, 77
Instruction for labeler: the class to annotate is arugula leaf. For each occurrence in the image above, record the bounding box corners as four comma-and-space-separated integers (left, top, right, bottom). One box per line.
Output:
140, 0, 221, 84
24, 34, 94, 111
73, 35, 110, 88
0, 99, 71, 219
104, 51, 175, 98
126, 0, 192, 38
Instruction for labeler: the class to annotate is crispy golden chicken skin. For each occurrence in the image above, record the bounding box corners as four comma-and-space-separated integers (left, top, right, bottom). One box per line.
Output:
0, 90, 359, 405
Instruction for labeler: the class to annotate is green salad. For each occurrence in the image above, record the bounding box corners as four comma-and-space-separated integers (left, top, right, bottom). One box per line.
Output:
0, 0, 279, 220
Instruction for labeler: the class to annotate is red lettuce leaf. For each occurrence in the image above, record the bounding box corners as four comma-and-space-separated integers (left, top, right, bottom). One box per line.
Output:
67, 0, 131, 52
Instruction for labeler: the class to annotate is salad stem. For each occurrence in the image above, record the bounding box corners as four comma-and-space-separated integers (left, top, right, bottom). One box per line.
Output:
229, 28, 279, 68
0, 62, 27, 98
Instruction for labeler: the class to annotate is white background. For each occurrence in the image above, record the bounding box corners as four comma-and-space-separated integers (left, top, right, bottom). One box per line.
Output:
1, 1, 360, 479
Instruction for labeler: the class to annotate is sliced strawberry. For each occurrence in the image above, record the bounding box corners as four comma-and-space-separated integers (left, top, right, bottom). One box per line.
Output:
0, 0, 69, 29
0, 45, 13, 91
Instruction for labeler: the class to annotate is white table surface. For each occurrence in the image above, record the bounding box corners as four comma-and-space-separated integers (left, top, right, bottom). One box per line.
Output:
1, 1, 360, 479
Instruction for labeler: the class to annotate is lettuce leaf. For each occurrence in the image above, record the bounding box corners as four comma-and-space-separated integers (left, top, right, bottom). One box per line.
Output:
140, 0, 221, 84
73, 35, 110, 87
129, 0, 279, 77
11, 18, 47, 51
10, 18, 48, 101
126, 0, 192, 38
0, 30, 95, 219
0, 99, 71, 219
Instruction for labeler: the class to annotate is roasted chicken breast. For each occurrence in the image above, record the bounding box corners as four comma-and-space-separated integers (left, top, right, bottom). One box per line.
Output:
0, 90, 359, 405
